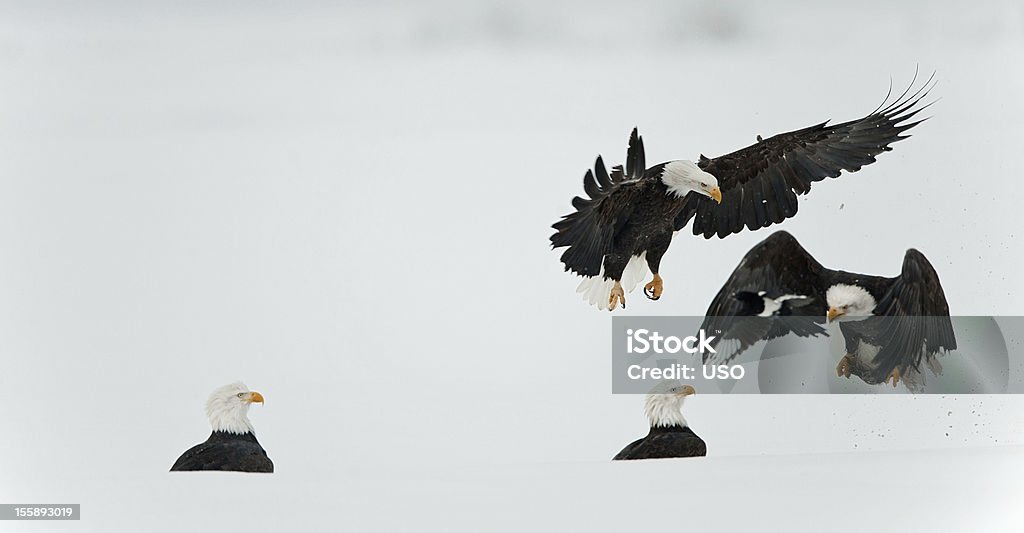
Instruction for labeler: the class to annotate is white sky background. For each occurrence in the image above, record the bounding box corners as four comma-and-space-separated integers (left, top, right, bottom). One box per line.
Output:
1, 0, 1023, 530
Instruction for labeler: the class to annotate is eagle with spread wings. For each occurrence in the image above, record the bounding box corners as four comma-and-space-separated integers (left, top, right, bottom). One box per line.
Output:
551, 74, 935, 311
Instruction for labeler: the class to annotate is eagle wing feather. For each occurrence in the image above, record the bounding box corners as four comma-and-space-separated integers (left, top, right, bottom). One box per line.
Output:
700, 231, 832, 363
551, 129, 649, 277
840, 249, 957, 382
676, 73, 936, 238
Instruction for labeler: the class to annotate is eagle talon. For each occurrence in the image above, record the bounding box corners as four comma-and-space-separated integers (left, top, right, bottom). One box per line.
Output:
886, 367, 901, 388
643, 274, 663, 301
609, 282, 626, 311
836, 354, 853, 378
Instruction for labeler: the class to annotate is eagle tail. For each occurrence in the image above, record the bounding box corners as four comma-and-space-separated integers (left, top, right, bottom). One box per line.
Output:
575, 253, 649, 310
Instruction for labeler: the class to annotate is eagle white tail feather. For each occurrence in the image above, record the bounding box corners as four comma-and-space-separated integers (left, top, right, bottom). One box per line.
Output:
576, 253, 649, 310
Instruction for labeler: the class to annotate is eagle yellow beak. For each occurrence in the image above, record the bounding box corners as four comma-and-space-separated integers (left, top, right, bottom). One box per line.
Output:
709, 186, 722, 204
827, 308, 844, 322
245, 391, 265, 404
677, 385, 696, 397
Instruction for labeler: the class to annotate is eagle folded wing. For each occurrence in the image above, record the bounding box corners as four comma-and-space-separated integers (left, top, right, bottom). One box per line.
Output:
848, 249, 957, 380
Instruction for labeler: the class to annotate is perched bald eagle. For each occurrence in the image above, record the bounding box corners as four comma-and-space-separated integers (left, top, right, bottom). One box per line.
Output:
170, 382, 274, 473
701, 231, 955, 390
552, 75, 934, 311
613, 385, 707, 460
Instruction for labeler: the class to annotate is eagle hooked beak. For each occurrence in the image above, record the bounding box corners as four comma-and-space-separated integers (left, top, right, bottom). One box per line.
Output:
676, 385, 696, 397
244, 391, 265, 404
827, 308, 844, 322
709, 186, 722, 204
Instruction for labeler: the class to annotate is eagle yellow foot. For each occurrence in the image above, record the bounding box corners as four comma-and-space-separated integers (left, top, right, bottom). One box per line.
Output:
609, 282, 625, 311
643, 274, 663, 301
886, 367, 901, 388
836, 354, 854, 378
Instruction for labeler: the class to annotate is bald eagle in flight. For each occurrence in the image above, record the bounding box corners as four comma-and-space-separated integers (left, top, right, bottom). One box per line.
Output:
701, 231, 955, 390
551, 75, 934, 311
613, 385, 707, 460
170, 382, 274, 473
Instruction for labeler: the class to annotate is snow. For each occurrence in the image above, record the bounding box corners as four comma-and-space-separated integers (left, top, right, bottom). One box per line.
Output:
7, 447, 1024, 530
1, 0, 1023, 530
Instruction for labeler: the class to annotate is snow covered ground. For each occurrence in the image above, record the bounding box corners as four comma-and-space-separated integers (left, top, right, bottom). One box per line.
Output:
1, 0, 1023, 530
8, 447, 1024, 531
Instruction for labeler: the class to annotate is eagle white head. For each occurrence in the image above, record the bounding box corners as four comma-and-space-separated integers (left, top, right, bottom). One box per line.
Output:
644, 385, 696, 428
206, 381, 265, 435
660, 160, 722, 203
826, 284, 877, 321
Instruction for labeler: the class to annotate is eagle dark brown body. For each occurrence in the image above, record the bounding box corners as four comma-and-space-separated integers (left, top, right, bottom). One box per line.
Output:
613, 425, 707, 461
171, 431, 274, 473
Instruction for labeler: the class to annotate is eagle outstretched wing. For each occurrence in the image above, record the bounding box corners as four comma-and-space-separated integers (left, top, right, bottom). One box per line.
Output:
700, 231, 831, 363
551, 129, 648, 276
675, 73, 936, 239
703, 231, 830, 317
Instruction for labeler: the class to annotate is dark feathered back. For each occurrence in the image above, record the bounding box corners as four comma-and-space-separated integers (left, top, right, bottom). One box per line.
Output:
170, 431, 274, 473
613, 426, 707, 460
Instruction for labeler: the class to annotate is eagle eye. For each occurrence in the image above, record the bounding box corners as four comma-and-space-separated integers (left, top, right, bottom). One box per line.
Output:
236, 392, 245, 398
